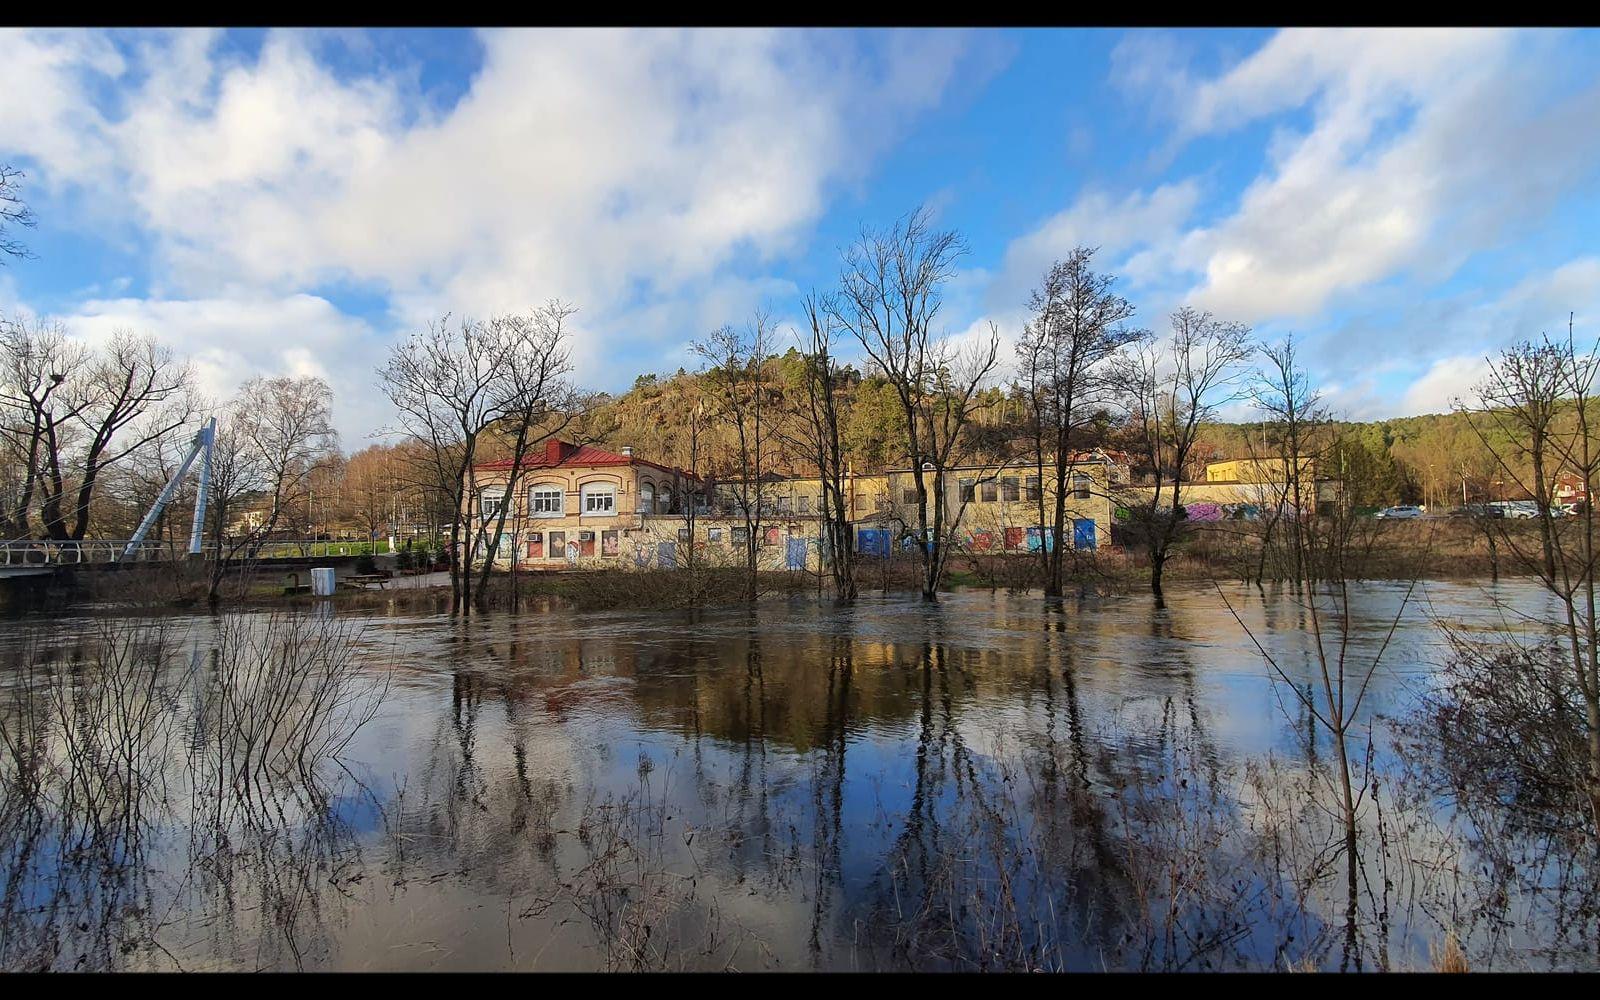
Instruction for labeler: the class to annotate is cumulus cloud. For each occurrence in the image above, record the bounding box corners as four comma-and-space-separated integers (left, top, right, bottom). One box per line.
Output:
63, 293, 388, 444
1110, 29, 1600, 325
0, 27, 982, 436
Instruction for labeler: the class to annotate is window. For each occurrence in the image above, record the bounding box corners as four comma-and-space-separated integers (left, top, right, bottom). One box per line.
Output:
480, 489, 505, 521
959, 478, 975, 502
776, 495, 791, 513
1025, 476, 1041, 502
1002, 477, 1019, 502
529, 486, 563, 516
677, 528, 691, 543
981, 481, 998, 502
527, 532, 544, 559
547, 530, 566, 557
1072, 473, 1092, 500
731, 526, 749, 547
601, 530, 618, 556
639, 482, 654, 514
764, 526, 781, 547
708, 527, 723, 544
798, 495, 812, 514
578, 530, 596, 556
581, 483, 616, 515
903, 488, 918, 505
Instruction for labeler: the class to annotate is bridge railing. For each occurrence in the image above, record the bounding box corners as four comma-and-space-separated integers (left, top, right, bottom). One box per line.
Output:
0, 539, 379, 566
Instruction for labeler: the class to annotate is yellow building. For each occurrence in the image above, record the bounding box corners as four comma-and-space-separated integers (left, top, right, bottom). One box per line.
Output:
466, 440, 1129, 570
868, 452, 1124, 554
1204, 456, 1317, 484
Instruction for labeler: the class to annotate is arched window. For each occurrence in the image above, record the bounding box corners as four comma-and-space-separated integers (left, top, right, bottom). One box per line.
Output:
639, 482, 655, 515
581, 481, 617, 515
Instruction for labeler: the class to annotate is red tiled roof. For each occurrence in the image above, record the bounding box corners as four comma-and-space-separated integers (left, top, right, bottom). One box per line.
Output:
474, 439, 699, 481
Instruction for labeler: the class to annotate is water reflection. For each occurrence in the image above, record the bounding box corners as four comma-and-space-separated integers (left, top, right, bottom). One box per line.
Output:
0, 581, 1592, 970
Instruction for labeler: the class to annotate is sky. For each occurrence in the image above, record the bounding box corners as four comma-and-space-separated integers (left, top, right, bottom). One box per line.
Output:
2, 27, 1599, 445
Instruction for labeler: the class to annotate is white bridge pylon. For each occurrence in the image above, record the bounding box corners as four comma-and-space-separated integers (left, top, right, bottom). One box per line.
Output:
121, 416, 216, 561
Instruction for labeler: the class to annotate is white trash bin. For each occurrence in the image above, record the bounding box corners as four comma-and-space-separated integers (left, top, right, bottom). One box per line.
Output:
311, 567, 336, 596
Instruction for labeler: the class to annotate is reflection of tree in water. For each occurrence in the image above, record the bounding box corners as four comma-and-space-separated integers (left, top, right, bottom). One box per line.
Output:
0, 614, 386, 971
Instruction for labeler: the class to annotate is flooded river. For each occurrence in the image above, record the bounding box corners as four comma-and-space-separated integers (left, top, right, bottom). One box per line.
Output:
0, 580, 1591, 971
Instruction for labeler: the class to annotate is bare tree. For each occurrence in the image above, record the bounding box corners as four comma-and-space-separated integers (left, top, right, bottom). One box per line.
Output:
1460, 323, 1600, 831
1118, 307, 1253, 601
0, 164, 35, 262
693, 312, 776, 601
0, 322, 191, 541
0, 318, 83, 538
470, 304, 579, 600
1247, 335, 1325, 590
1015, 248, 1142, 597
795, 292, 856, 603
379, 309, 576, 612
204, 376, 339, 603
832, 207, 999, 601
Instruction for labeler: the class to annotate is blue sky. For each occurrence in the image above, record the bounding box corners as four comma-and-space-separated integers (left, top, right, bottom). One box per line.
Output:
3, 27, 1599, 443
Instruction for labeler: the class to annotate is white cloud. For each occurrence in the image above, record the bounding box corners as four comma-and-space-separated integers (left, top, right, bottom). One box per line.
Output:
0, 28, 980, 437
1400, 354, 1490, 415
1093, 30, 1600, 328
63, 294, 386, 445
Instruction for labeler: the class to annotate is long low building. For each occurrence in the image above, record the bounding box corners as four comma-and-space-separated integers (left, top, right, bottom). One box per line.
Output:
465, 439, 1128, 571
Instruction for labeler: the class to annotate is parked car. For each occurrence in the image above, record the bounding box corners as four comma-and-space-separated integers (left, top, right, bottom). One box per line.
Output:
1447, 504, 1504, 519
1375, 505, 1424, 519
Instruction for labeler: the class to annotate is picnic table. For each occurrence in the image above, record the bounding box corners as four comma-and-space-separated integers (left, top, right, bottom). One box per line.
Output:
346, 572, 392, 590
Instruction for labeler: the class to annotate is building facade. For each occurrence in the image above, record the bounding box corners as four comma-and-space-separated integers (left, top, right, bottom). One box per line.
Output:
468, 439, 1129, 571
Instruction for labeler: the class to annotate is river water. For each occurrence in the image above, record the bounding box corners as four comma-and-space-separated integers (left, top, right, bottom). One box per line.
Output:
0, 580, 1589, 971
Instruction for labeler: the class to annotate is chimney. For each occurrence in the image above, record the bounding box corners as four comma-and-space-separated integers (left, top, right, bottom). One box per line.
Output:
545, 438, 568, 465
621, 446, 633, 457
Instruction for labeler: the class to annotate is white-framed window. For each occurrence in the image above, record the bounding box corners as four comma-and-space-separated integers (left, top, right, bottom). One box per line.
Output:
480, 489, 505, 521
1072, 473, 1092, 500
528, 485, 564, 517
581, 482, 617, 515
639, 482, 655, 514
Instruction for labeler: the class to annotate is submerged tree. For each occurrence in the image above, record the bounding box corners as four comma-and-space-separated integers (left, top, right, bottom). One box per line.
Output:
1014, 248, 1142, 597
1458, 323, 1600, 834
693, 312, 776, 601
795, 292, 857, 603
832, 207, 1000, 601
380, 310, 576, 613
1118, 307, 1253, 601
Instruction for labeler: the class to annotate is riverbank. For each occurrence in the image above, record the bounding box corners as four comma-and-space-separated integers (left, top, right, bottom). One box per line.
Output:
13, 517, 1547, 617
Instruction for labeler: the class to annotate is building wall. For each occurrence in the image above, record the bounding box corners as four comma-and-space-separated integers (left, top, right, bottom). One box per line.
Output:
869, 462, 1118, 553
1204, 457, 1318, 484
468, 461, 699, 568
467, 456, 1123, 569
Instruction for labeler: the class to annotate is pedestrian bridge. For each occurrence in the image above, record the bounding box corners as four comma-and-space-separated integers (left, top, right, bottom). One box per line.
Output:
0, 538, 378, 578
